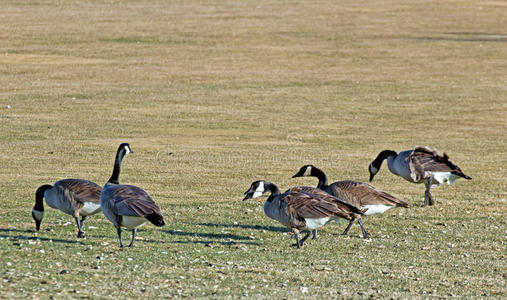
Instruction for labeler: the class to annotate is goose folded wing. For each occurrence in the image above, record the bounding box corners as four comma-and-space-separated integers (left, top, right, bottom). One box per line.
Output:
283, 192, 352, 220
409, 147, 469, 178
332, 181, 409, 208
292, 186, 363, 215
59, 179, 102, 203
112, 185, 161, 217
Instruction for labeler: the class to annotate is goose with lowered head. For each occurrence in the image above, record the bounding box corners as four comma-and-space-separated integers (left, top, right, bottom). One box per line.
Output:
368, 146, 471, 206
32, 179, 102, 237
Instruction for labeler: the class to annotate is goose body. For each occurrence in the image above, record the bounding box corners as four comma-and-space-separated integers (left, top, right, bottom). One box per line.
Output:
385, 150, 413, 182
369, 146, 472, 206
293, 165, 408, 238
243, 180, 363, 248
100, 143, 165, 248
32, 179, 102, 237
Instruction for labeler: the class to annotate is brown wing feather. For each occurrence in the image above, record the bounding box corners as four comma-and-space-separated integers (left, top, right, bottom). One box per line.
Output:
282, 192, 352, 221
291, 186, 363, 215
330, 181, 409, 208
56, 179, 102, 203
112, 185, 162, 217
409, 147, 471, 180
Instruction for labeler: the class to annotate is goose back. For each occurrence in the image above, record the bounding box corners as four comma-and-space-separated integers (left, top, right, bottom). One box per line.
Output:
291, 186, 364, 216
328, 180, 409, 215
329, 181, 408, 207
100, 182, 164, 228
263, 188, 357, 231
45, 179, 101, 216
408, 147, 472, 183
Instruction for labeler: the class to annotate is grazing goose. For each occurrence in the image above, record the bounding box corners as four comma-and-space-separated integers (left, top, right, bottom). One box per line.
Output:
32, 179, 102, 237
292, 165, 409, 238
100, 143, 165, 248
242, 180, 363, 248
368, 146, 472, 206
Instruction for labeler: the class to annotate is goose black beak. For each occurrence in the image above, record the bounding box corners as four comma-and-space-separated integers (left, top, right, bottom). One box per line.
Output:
369, 173, 375, 182
242, 193, 253, 201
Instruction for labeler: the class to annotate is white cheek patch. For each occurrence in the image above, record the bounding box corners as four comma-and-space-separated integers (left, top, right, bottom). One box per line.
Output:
124, 146, 131, 154
252, 181, 265, 198
32, 209, 44, 221
252, 191, 263, 198
303, 166, 312, 176
370, 164, 379, 174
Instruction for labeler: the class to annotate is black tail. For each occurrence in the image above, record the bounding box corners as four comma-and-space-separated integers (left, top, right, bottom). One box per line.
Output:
146, 213, 165, 226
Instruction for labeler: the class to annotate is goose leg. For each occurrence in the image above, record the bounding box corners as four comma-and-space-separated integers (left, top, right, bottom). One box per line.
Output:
298, 232, 311, 247
80, 216, 87, 228
292, 233, 300, 248
357, 218, 370, 239
342, 219, 355, 236
291, 228, 301, 248
75, 217, 84, 238
424, 177, 434, 206
128, 229, 137, 248
311, 229, 318, 240
117, 227, 124, 248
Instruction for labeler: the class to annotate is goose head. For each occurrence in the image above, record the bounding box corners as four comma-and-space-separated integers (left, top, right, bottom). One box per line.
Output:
118, 143, 133, 157
292, 165, 314, 178
242, 180, 267, 201
32, 209, 44, 231
368, 163, 379, 182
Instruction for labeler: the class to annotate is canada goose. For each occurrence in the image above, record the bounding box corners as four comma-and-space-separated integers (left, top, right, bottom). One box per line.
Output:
100, 143, 165, 248
32, 179, 102, 237
368, 146, 472, 206
292, 165, 409, 238
242, 180, 363, 248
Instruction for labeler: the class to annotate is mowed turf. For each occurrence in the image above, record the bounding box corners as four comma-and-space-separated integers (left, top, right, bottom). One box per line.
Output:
0, 0, 505, 298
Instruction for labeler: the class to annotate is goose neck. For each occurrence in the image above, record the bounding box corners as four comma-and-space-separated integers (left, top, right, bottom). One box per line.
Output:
108, 148, 126, 184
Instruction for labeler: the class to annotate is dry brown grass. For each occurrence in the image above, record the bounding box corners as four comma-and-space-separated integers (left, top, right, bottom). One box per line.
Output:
0, 0, 505, 298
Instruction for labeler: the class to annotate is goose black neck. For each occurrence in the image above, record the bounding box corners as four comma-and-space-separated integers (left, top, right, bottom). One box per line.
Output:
34, 185, 52, 211
372, 150, 398, 168
264, 181, 281, 197
108, 147, 127, 184
311, 167, 329, 189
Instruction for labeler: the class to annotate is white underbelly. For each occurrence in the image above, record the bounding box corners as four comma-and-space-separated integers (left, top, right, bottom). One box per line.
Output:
428, 172, 458, 186
362, 204, 394, 215
304, 217, 332, 230
120, 216, 147, 229
80, 202, 101, 216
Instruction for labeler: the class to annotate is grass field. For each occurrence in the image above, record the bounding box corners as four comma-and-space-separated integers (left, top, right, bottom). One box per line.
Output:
0, 0, 506, 298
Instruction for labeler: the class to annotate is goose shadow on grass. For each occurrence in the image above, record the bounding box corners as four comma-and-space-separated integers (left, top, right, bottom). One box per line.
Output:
197, 222, 289, 233
0, 228, 83, 245
161, 229, 262, 246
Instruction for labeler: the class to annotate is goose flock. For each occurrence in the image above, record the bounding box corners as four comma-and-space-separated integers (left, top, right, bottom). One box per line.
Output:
32, 143, 471, 249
